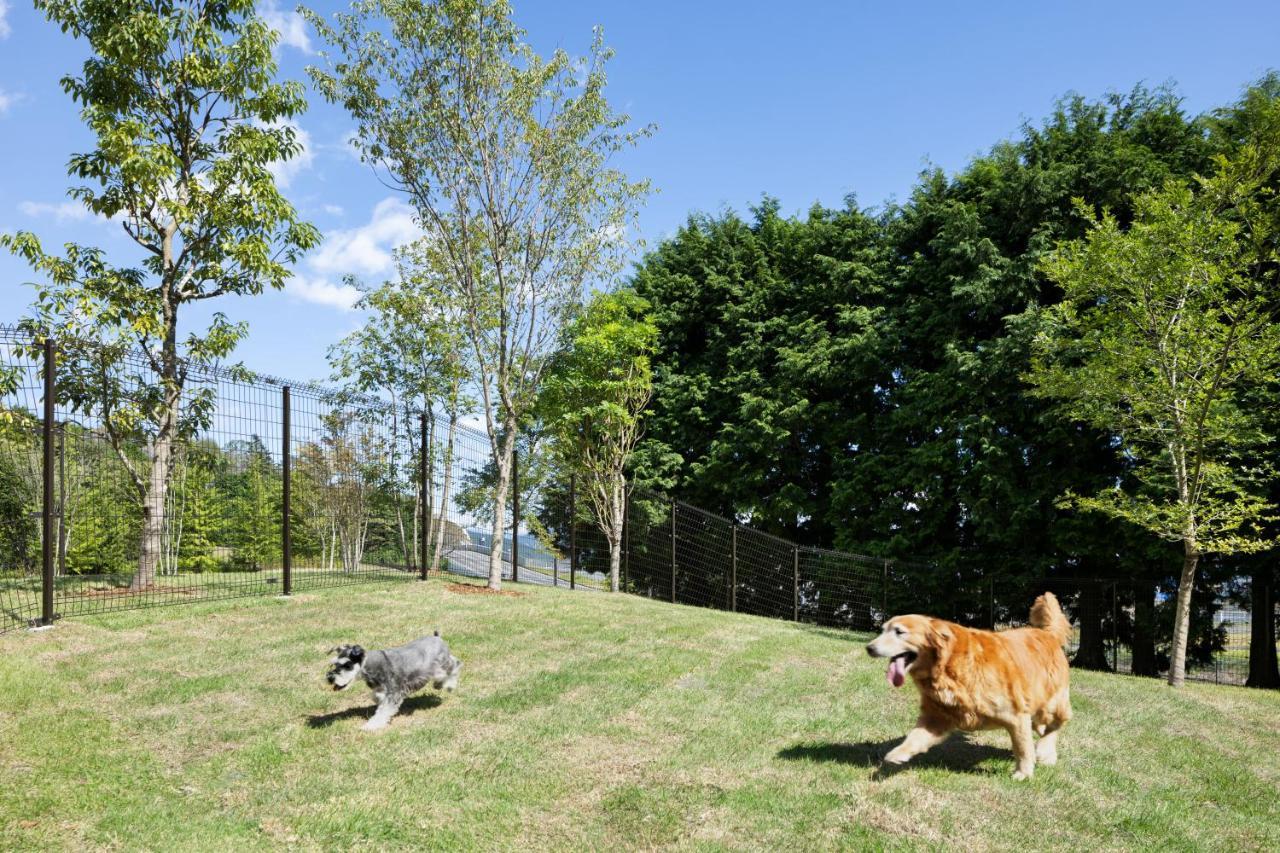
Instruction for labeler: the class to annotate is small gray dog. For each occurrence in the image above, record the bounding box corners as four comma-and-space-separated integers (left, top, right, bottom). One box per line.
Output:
326, 630, 462, 731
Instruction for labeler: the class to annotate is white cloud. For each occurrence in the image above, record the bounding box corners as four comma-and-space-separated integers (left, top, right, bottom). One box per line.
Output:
262, 1, 311, 54
19, 200, 91, 223
264, 121, 314, 188
285, 275, 363, 311
322, 204, 344, 216
286, 198, 421, 311
309, 197, 420, 278
0, 89, 14, 115
0, 1, 11, 40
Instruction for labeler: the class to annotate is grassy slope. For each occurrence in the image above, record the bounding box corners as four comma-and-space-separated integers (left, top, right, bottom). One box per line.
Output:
0, 579, 1277, 852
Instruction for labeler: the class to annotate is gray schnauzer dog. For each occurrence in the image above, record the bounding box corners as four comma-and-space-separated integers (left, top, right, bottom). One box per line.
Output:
326, 630, 462, 731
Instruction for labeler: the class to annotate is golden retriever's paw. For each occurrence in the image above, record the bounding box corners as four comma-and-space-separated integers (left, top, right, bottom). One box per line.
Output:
1035, 748, 1058, 766
882, 748, 912, 766
1012, 768, 1034, 781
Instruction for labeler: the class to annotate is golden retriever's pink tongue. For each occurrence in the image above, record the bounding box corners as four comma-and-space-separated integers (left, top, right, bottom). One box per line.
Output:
887, 657, 906, 688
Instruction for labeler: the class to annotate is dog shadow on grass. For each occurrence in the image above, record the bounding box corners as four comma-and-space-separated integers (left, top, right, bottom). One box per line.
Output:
306, 693, 443, 729
777, 736, 1009, 778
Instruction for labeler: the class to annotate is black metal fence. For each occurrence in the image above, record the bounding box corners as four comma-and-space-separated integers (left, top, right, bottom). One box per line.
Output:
2, 325, 1276, 690
0, 325, 602, 633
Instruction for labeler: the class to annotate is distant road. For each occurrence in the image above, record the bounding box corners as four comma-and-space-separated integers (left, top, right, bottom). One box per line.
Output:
442, 546, 606, 591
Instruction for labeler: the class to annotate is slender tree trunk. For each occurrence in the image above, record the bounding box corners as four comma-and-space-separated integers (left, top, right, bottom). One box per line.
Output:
424, 412, 435, 570
1168, 538, 1200, 687
430, 410, 458, 576
134, 435, 171, 590
486, 425, 516, 590
1131, 579, 1159, 677
1246, 567, 1280, 689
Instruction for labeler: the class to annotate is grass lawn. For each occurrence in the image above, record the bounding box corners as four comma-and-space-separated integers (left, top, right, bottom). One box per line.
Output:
1, 579, 1277, 851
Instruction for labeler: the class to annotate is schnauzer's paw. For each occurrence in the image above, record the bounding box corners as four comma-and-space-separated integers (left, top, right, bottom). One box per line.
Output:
360, 719, 389, 732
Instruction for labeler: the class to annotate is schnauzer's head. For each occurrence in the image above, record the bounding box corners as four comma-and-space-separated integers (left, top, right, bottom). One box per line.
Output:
326, 644, 365, 691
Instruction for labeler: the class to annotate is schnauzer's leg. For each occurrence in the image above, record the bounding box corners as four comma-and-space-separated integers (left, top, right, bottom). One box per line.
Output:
884, 718, 951, 765
443, 659, 462, 692
361, 695, 403, 732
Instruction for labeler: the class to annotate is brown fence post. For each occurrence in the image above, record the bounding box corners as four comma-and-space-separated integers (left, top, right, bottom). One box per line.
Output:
281, 386, 292, 596
793, 546, 800, 622
40, 336, 56, 627
730, 523, 737, 612
419, 413, 428, 580
511, 447, 519, 584
670, 500, 677, 604
569, 473, 577, 590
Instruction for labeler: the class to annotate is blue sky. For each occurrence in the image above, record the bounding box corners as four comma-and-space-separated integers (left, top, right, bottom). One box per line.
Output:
1, 0, 1278, 383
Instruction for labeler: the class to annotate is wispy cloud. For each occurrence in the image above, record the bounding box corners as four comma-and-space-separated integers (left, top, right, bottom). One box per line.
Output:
285, 275, 363, 311
0, 88, 16, 115
0, 1, 12, 40
309, 197, 420, 279
19, 200, 91, 223
286, 198, 422, 311
262, 1, 311, 54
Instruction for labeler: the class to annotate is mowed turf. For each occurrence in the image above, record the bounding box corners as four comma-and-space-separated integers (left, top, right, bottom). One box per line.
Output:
1, 579, 1277, 851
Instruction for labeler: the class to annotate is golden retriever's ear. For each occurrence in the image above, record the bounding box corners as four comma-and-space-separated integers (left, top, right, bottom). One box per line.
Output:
929, 620, 954, 647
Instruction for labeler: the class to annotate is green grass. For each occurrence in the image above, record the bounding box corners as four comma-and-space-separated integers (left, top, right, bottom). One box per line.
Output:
1, 579, 1277, 851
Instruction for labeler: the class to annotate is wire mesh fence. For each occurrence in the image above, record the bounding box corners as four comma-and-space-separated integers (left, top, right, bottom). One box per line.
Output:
2, 324, 1276, 690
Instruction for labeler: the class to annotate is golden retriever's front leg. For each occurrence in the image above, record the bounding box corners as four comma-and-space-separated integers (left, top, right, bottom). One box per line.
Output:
1008, 714, 1036, 780
884, 719, 951, 765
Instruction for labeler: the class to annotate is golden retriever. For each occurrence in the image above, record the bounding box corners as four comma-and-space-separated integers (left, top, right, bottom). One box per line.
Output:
866, 592, 1072, 779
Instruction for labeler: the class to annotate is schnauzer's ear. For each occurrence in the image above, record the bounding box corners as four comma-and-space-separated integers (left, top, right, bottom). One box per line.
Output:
329, 644, 365, 663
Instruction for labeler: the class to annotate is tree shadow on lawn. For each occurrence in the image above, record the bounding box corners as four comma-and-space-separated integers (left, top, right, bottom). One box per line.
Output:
778, 735, 1011, 778
306, 693, 443, 728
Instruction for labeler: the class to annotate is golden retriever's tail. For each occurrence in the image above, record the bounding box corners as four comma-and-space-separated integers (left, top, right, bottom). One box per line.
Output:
1030, 592, 1071, 646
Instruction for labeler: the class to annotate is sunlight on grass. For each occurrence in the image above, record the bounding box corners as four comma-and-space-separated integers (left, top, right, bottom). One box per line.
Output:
1, 578, 1277, 850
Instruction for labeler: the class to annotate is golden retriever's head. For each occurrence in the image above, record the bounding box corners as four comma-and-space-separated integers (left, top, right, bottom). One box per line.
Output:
866, 615, 951, 688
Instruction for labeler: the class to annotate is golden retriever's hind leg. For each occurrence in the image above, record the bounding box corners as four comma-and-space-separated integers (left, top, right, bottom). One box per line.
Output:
884, 720, 951, 765
1009, 715, 1036, 780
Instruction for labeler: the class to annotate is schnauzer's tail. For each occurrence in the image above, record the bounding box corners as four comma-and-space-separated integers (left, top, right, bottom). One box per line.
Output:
1030, 592, 1071, 647
433, 628, 440, 637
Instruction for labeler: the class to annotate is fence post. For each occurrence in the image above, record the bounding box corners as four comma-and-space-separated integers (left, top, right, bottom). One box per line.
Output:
670, 499, 677, 604
1112, 581, 1119, 672
511, 447, 519, 584
39, 337, 55, 627
881, 560, 889, 625
419, 413, 428, 580
569, 473, 577, 590
730, 523, 737, 612
281, 386, 292, 596
793, 546, 800, 622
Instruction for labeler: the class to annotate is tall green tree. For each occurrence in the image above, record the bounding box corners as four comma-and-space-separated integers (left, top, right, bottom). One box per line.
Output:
541, 289, 657, 592
2, 0, 319, 590
1029, 152, 1280, 685
305, 0, 651, 589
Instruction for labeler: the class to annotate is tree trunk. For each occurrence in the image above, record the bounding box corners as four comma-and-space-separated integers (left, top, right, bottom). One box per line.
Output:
133, 434, 171, 590
1168, 540, 1200, 687
1072, 581, 1112, 671
1246, 567, 1280, 689
424, 413, 435, 570
1130, 579, 1159, 677
485, 420, 517, 591
430, 410, 458, 576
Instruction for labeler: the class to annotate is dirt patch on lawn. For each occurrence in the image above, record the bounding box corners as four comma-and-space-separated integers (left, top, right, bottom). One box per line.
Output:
445, 582, 526, 597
